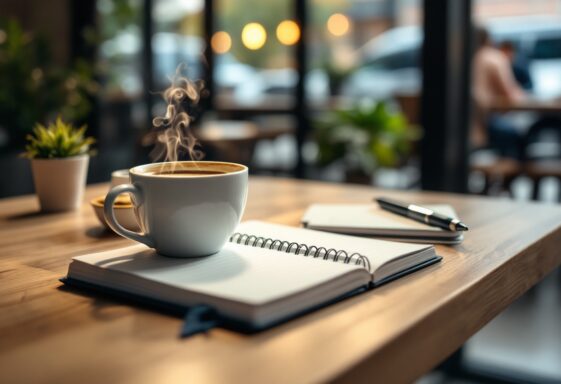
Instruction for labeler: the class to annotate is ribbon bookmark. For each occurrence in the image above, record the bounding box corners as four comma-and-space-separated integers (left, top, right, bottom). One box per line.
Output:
181, 305, 220, 337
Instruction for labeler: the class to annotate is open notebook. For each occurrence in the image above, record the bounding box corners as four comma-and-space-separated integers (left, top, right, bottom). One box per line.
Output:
64, 221, 440, 334
302, 204, 464, 244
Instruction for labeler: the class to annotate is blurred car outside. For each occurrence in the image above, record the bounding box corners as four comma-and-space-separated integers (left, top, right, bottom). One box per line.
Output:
101, 33, 256, 97
342, 16, 561, 101
99, 16, 561, 105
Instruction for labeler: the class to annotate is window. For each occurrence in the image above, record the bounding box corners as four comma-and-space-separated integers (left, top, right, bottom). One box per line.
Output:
532, 37, 561, 59
366, 48, 420, 70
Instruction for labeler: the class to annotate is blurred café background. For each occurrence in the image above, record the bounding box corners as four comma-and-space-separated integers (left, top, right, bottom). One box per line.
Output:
1, 0, 561, 382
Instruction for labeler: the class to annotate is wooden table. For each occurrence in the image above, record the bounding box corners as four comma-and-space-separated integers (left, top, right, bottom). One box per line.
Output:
1, 177, 561, 384
489, 99, 561, 114
197, 120, 294, 165
214, 94, 354, 115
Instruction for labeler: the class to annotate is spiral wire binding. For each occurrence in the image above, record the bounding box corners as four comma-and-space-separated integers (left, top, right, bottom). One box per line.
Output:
229, 232, 371, 271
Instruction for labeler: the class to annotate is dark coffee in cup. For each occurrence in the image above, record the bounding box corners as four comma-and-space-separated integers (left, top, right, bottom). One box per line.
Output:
143, 162, 240, 177
154, 170, 227, 176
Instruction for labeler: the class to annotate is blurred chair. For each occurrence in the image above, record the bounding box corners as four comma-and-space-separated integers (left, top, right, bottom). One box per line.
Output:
249, 115, 296, 174
470, 150, 522, 196
524, 160, 561, 201
521, 116, 561, 200
394, 93, 529, 196
197, 120, 259, 165
197, 118, 295, 171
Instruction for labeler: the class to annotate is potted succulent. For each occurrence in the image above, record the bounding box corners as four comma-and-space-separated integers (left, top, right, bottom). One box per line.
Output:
315, 102, 419, 184
23, 117, 95, 212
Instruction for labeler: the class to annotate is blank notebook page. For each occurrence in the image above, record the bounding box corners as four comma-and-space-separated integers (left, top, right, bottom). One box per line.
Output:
73, 242, 365, 306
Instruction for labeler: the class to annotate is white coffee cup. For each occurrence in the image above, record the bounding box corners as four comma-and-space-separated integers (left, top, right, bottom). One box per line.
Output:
104, 161, 248, 257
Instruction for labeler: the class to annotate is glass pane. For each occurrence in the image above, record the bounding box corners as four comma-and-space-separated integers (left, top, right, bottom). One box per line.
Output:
307, 0, 424, 187
210, 0, 298, 172
307, 0, 422, 103
474, 0, 561, 99
470, 0, 561, 196
214, 0, 294, 107
96, 0, 145, 175
152, 0, 205, 89
98, 0, 144, 97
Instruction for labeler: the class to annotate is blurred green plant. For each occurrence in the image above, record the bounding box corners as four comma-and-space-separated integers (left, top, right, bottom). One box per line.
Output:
315, 102, 420, 175
23, 117, 95, 159
0, 18, 98, 147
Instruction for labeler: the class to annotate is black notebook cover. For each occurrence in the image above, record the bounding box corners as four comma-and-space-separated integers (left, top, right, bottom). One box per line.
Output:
60, 255, 441, 337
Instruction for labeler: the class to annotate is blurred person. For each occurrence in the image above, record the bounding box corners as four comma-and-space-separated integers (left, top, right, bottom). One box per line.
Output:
498, 41, 533, 91
472, 27, 528, 159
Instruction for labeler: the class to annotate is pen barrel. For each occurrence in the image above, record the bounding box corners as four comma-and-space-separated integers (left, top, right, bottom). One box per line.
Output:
377, 198, 466, 231
378, 200, 409, 216
408, 205, 455, 230
428, 213, 455, 230
406, 204, 434, 224
407, 210, 429, 223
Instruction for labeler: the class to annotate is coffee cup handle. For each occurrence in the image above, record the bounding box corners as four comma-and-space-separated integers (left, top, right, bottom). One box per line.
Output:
104, 184, 154, 248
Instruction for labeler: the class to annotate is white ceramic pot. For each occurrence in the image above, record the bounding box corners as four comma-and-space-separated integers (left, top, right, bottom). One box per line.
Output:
31, 155, 89, 212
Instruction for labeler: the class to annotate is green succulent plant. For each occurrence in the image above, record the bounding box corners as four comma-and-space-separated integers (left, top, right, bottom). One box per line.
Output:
315, 102, 420, 175
23, 117, 95, 159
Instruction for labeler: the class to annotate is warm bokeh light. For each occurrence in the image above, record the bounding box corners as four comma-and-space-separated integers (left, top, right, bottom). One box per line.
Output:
211, 31, 232, 54
327, 13, 350, 37
276, 20, 300, 46
241, 22, 267, 50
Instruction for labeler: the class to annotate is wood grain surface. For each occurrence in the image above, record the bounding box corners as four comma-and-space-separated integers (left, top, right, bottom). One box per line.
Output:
1, 177, 561, 384
489, 99, 561, 114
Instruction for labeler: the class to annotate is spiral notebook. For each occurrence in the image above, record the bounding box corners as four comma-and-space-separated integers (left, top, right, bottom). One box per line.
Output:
63, 221, 440, 335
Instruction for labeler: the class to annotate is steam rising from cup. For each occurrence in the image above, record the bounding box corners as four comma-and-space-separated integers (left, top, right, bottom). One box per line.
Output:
148, 66, 205, 164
